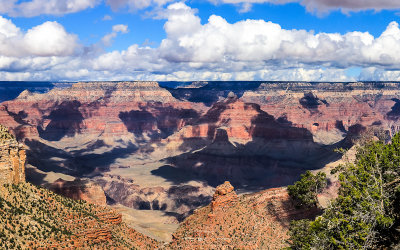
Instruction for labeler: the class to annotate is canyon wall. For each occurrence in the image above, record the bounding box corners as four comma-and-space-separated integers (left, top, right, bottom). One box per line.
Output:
1, 81, 399, 221
0, 127, 25, 186
0, 81, 204, 142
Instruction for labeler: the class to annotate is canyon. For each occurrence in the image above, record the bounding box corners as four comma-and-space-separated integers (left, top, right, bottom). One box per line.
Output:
1, 80, 400, 244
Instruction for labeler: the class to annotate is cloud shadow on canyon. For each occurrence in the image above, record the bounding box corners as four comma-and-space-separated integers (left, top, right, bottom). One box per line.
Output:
164, 81, 264, 106
37, 100, 84, 141
387, 98, 400, 120
119, 105, 200, 140
151, 99, 345, 189
25, 139, 138, 178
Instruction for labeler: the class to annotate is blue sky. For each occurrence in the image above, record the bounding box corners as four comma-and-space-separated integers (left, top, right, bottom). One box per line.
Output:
1, 0, 400, 81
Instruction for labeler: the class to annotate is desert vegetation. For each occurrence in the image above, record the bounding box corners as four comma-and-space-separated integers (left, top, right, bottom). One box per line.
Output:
0, 182, 159, 249
0, 124, 14, 141
288, 132, 400, 249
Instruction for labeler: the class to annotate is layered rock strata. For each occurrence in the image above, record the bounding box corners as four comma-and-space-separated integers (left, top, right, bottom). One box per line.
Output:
49, 178, 107, 206
241, 82, 400, 143
1, 81, 398, 229
0, 126, 25, 186
0, 81, 204, 141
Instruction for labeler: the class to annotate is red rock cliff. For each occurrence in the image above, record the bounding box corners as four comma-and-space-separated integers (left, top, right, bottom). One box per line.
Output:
0, 126, 25, 186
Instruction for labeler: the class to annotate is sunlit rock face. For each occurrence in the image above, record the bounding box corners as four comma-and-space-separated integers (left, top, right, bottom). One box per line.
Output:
0, 126, 25, 186
0, 81, 204, 142
241, 82, 400, 144
0, 81, 399, 221
168, 183, 320, 249
162, 96, 325, 188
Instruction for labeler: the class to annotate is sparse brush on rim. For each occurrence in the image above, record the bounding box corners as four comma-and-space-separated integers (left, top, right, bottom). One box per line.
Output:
0, 125, 14, 141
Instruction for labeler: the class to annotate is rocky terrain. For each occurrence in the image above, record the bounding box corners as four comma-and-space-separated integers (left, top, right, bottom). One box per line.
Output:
0, 182, 160, 249
49, 178, 107, 206
168, 181, 320, 249
1, 81, 400, 241
0, 125, 159, 249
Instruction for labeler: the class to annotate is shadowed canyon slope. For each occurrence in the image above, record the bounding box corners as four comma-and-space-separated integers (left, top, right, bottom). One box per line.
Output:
1, 81, 400, 225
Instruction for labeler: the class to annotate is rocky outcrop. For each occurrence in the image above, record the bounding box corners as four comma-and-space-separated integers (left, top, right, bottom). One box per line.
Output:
210, 181, 238, 212
49, 178, 107, 206
208, 181, 238, 219
168, 183, 320, 249
0, 126, 25, 186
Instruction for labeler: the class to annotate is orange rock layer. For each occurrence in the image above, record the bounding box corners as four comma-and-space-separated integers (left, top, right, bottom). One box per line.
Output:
169, 182, 320, 249
0, 139, 25, 186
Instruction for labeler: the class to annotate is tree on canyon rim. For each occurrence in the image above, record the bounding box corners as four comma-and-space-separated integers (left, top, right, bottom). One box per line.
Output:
289, 132, 400, 249
287, 171, 327, 208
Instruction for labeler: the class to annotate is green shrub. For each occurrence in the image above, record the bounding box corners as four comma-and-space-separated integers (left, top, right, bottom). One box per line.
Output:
289, 132, 400, 249
287, 171, 327, 208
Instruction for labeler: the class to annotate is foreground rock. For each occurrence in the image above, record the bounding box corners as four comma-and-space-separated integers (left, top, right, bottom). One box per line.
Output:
210, 181, 238, 213
168, 181, 320, 249
0, 182, 159, 249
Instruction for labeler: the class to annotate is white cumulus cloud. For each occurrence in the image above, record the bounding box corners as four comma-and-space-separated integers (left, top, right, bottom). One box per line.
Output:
89, 3, 400, 79
102, 24, 129, 46
153, 3, 400, 70
0, 17, 80, 57
2, 3, 400, 82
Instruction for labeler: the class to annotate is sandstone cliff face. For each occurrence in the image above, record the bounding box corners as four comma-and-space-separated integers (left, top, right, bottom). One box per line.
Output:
160, 96, 331, 188
1, 81, 204, 141
0, 127, 25, 186
241, 82, 400, 144
179, 95, 313, 143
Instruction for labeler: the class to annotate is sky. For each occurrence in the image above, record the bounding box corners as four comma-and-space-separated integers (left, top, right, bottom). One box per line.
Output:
1, 1, 400, 81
